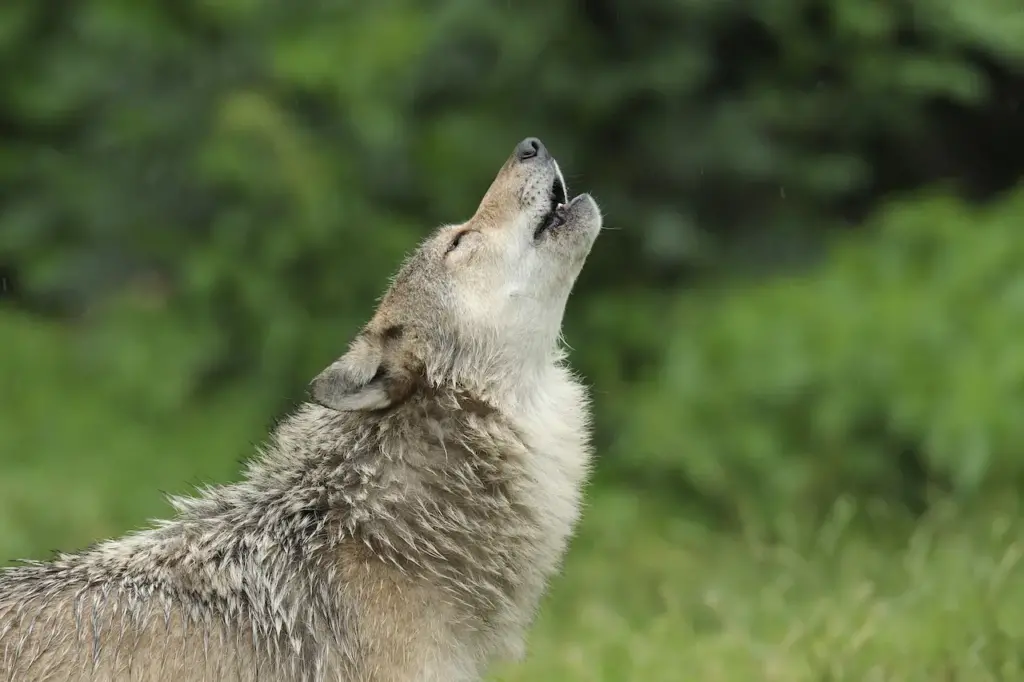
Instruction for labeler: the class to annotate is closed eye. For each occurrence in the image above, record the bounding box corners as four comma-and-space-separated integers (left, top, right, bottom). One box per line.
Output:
445, 230, 473, 255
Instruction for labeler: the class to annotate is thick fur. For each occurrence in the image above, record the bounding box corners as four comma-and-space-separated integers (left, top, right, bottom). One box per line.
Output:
0, 138, 603, 681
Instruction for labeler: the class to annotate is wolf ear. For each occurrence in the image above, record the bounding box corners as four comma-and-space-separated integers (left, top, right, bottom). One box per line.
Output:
309, 337, 394, 412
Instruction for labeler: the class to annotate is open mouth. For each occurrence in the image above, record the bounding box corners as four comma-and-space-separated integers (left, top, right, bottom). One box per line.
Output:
533, 176, 570, 240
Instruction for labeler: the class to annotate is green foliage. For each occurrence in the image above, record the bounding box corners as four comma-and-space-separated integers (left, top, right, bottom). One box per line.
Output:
620, 188, 1024, 529
2, 0, 1024, 414
0, 310, 269, 558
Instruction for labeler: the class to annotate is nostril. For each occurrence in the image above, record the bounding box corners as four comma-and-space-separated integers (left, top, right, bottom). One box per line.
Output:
515, 137, 546, 161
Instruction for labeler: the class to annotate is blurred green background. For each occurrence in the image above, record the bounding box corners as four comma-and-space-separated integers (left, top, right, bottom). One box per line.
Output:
3, 1, 1024, 679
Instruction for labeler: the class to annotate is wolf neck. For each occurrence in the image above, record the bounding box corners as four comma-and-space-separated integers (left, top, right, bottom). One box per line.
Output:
430, 335, 572, 411
258, 356, 589, 617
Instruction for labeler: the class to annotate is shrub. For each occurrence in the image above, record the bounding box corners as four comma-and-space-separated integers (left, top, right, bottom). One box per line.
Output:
617, 188, 1024, 529
2, 0, 1024, 412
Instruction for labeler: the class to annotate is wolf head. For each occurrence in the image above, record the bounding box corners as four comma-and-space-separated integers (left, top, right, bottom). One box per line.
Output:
311, 137, 602, 411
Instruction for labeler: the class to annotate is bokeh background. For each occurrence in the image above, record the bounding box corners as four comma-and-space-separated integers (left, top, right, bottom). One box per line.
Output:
3, 1, 1024, 679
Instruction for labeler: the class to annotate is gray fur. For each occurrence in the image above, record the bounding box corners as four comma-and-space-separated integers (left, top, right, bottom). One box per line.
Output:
0, 138, 603, 681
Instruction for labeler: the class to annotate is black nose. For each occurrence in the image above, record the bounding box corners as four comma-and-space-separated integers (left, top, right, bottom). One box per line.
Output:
515, 137, 547, 161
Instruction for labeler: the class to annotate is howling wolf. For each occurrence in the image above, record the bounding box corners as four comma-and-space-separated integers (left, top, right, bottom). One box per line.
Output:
0, 136, 603, 681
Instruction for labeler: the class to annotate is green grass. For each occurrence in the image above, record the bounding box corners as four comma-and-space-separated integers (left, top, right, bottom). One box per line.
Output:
497, 492, 1024, 681
4, 310, 1024, 681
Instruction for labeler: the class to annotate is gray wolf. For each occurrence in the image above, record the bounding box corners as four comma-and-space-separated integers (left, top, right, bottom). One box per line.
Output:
0, 136, 603, 681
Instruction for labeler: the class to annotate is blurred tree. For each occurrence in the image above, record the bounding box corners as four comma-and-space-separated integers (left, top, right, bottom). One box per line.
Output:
619, 187, 1024, 531
0, 0, 1022, 475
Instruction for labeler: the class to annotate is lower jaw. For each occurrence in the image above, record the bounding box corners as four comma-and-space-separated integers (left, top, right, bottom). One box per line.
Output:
534, 196, 580, 240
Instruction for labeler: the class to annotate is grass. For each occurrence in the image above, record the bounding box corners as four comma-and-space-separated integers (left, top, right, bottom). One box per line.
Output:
3, 310, 1024, 681
497, 493, 1024, 681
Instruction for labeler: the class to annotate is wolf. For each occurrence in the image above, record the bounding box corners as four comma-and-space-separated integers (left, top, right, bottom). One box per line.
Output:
0, 137, 603, 681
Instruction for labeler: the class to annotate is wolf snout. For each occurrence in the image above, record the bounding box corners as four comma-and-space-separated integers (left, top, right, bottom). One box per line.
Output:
515, 137, 549, 162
